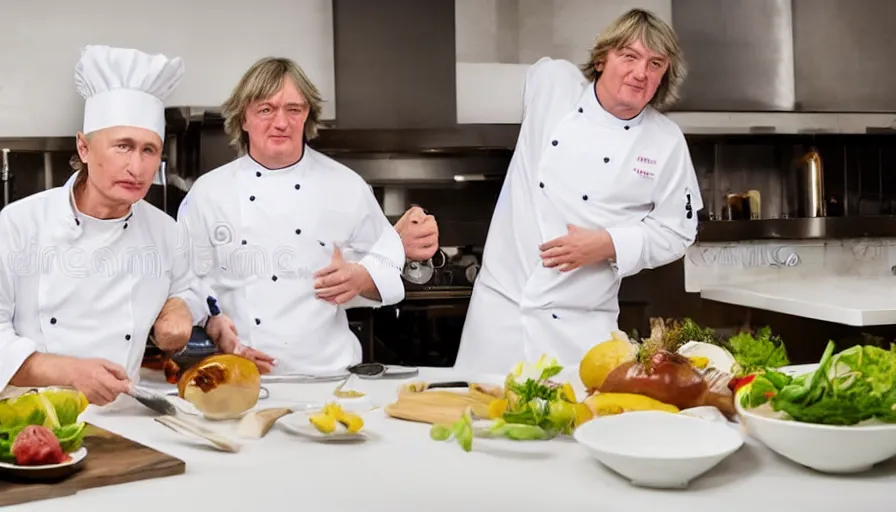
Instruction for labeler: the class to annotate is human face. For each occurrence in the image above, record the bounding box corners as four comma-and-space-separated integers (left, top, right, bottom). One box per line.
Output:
242, 77, 309, 169
75, 126, 162, 214
594, 39, 669, 119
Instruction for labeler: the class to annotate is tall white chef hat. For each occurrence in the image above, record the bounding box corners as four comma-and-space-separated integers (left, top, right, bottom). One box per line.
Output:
75, 45, 184, 139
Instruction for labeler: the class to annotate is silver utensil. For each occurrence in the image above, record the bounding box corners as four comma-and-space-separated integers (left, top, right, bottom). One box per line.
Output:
155, 385, 270, 400
128, 385, 177, 415
128, 386, 240, 453
260, 374, 350, 384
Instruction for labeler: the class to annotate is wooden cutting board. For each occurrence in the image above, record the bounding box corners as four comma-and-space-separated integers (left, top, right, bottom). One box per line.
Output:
385, 382, 503, 425
0, 423, 185, 506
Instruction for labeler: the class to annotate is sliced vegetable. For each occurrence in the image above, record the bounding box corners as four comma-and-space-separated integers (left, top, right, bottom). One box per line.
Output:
727, 326, 790, 376
584, 392, 679, 416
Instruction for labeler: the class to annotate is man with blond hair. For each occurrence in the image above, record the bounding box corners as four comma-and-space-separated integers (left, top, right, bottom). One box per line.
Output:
456, 9, 704, 374
178, 57, 419, 375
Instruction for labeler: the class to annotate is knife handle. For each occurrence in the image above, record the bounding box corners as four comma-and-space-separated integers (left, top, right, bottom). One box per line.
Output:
426, 381, 470, 389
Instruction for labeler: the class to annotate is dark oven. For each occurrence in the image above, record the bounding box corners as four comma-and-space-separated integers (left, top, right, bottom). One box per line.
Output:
350, 246, 481, 367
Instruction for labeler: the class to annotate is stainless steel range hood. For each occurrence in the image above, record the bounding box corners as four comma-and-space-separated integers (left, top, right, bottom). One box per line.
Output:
165, 0, 896, 177
671, 0, 896, 114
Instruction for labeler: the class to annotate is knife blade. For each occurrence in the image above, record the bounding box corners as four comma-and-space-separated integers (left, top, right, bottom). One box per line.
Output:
128, 385, 177, 416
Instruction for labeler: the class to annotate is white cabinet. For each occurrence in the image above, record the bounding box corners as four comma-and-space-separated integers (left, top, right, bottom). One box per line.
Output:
0, 0, 335, 137
456, 0, 672, 124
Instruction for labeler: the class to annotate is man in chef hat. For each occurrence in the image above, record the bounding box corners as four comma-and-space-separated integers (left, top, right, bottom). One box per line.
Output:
455, 9, 704, 374
176, 57, 414, 376
0, 45, 235, 405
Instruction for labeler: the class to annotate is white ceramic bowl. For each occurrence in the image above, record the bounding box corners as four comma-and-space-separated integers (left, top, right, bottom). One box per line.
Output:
736, 399, 896, 473
573, 411, 744, 489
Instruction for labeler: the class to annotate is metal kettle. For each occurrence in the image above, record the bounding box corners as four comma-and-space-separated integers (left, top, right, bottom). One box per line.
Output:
1, 148, 11, 209
794, 147, 825, 217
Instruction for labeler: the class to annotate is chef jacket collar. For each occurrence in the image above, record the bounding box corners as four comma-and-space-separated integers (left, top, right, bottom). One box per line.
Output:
578, 81, 647, 131
52, 171, 135, 241
246, 140, 308, 172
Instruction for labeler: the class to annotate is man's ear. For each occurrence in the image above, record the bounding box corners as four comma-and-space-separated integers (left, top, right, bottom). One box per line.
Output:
75, 132, 90, 164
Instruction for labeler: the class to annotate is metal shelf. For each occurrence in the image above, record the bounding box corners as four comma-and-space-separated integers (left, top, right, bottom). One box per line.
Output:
697, 217, 896, 242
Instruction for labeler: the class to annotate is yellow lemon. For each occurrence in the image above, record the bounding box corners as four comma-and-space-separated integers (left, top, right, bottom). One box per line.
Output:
579, 335, 638, 391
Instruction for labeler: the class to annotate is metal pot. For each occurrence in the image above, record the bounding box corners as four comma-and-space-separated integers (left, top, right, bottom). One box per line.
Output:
402, 259, 435, 284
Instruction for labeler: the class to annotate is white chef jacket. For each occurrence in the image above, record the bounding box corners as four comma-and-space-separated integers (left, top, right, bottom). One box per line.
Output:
176, 148, 405, 376
0, 172, 208, 390
455, 57, 703, 375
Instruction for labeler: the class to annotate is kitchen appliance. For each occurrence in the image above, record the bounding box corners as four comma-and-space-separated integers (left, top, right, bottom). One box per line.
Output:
794, 147, 825, 217
1, 148, 11, 208
371, 246, 481, 367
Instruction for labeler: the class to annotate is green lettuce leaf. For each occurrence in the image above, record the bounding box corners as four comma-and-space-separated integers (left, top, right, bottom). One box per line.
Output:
53, 423, 87, 452
770, 341, 896, 425
728, 326, 790, 375
39, 388, 88, 427
0, 392, 51, 431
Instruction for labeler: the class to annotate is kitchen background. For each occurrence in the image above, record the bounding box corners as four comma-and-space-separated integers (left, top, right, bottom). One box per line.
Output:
2, 0, 895, 368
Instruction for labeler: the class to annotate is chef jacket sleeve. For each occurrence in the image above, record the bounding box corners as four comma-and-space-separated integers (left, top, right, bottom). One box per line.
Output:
0, 211, 38, 390
605, 137, 703, 279
340, 187, 406, 309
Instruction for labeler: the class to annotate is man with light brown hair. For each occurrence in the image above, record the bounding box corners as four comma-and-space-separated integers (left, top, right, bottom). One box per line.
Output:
456, 9, 703, 374
177, 57, 414, 375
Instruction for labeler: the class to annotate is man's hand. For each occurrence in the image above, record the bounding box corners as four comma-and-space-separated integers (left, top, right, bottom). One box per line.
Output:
394, 206, 439, 261
152, 297, 193, 352
539, 224, 616, 272
313, 246, 377, 304
66, 358, 132, 406
205, 315, 276, 374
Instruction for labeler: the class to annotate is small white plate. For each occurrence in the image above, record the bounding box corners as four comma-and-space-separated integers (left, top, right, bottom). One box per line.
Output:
0, 447, 88, 481
278, 411, 371, 442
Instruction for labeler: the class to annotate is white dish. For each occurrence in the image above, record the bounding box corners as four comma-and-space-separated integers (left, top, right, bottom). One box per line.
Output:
278, 411, 371, 442
736, 398, 896, 473
574, 411, 743, 489
0, 447, 88, 481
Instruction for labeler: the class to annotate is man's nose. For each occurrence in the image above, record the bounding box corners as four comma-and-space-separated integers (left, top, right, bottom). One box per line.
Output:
272, 107, 289, 128
633, 62, 648, 80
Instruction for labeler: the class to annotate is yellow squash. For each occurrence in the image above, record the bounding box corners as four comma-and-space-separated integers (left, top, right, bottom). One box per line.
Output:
309, 403, 365, 434
583, 392, 679, 417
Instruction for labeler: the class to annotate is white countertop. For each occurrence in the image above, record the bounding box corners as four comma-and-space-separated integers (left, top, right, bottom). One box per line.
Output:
12, 368, 896, 511
701, 276, 896, 326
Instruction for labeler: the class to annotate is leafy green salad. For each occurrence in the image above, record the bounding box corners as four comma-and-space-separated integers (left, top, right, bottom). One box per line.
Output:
737, 340, 896, 426
0, 388, 89, 464
430, 356, 582, 452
